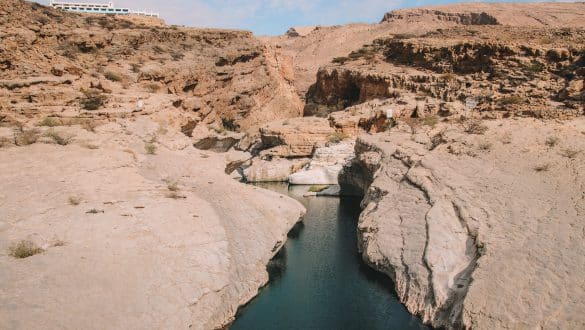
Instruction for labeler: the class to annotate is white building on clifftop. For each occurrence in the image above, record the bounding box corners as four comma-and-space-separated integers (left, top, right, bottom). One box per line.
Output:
49, 1, 159, 17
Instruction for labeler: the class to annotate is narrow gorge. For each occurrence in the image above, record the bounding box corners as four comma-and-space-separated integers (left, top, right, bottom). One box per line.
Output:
1, 1, 584, 329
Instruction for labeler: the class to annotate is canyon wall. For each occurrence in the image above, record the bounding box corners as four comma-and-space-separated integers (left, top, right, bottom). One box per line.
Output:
340, 118, 585, 328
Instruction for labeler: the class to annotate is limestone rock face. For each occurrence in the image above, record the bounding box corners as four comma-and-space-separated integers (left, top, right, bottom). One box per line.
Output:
259, 117, 335, 157
341, 118, 585, 329
0, 119, 306, 330
243, 157, 309, 182
0, 0, 301, 131
328, 99, 392, 136
305, 27, 585, 120
289, 141, 355, 185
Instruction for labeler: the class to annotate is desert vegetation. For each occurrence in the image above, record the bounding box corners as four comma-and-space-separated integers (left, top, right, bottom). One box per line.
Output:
8, 240, 44, 259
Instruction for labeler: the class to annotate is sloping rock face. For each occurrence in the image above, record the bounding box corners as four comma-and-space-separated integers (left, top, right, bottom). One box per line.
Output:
340, 118, 585, 329
0, 1, 306, 328
0, 0, 301, 133
306, 26, 584, 119
0, 119, 305, 329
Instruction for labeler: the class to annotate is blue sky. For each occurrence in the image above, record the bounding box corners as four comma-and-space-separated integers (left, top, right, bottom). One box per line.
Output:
34, 0, 575, 35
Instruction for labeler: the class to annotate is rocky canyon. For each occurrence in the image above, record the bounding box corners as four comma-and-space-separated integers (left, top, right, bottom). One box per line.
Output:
0, 0, 584, 329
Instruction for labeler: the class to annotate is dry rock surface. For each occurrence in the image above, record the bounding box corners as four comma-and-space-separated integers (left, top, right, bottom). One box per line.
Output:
1, 0, 585, 329
340, 118, 585, 328
0, 1, 306, 329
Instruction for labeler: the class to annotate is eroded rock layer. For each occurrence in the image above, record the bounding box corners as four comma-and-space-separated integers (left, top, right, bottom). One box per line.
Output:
341, 119, 585, 328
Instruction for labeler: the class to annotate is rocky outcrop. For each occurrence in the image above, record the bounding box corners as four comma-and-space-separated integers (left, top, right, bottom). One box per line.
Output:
0, 118, 306, 330
259, 117, 335, 157
243, 157, 309, 182
0, 0, 301, 133
307, 26, 584, 119
382, 9, 498, 26
328, 99, 392, 135
340, 118, 585, 329
288, 141, 354, 185
381, 3, 585, 27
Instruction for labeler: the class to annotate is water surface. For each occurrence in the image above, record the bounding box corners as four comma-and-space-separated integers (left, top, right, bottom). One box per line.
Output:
232, 183, 429, 330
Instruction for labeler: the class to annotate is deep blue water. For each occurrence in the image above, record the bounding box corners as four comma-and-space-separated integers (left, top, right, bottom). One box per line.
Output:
231, 184, 429, 330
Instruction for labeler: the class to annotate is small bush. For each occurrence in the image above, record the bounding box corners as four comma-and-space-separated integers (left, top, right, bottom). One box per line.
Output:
152, 45, 164, 54
560, 148, 580, 159
422, 116, 439, 127
68, 196, 82, 205
80, 119, 98, 132
166, 191, 186, 199
534, 163, 551, 172
501, 132, 512, 144
171, 51, 184, 61
86, 208, 104, 214
104, 71, 123, 82
478, 142, 493, 151
328, 131, 349, 144
8, 240, 44, 259
51, 239, 66, 247
332, 56, 350, 64
441, 73, 457, 83
545, 136, 560, 148
523, 61, 545, 75
0, 136, 11, 148
499, 95, 525, 106
164, 178, 179, 192
81, 89, 106, 110
14, 128, 40, 146
393, 33, 416, 39
38, 117, 61, 127
145, 134, 158, 154
45, 130, 74, 146
130, 63, 142, 73
463, 120, 488, 135
308, 185, 329, 193
145, 142, 157, 155
144, 82, 161, 93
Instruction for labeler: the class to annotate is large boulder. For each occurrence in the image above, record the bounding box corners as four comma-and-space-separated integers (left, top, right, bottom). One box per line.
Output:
259, 117, 335, 158
243, 158, 309, 182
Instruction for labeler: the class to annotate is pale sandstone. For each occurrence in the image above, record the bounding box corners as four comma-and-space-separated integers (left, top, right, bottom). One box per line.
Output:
0, 119, 305, 330
341, 118, 585, 329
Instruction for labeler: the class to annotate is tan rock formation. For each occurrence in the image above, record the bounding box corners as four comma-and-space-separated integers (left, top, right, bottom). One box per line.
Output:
259, 117, 335, 157
340, 118, 585, 328
0, 118, 305, 329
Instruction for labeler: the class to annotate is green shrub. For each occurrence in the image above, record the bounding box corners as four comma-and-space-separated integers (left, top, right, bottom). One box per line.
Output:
421, 116, 439, 127
81, 89, 106, 110
14, 128, 40, 146
463, 120, 488, 135
534, 163, 551, 172
545, 136, 559, 148
0, 136, 11, 148
332, 56, 350, 64
523, 61, 545, 75
171, 51, 184, 61
560, 148, 581, 159
499, 95, 525, 106
328, 131, 349, 144
45, 130, 74, 146
478, 142, 493, 151
130, 63, 142, 73
38, 117, 61, 127
8, 240, 43, 259
104, 71, 123, 82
